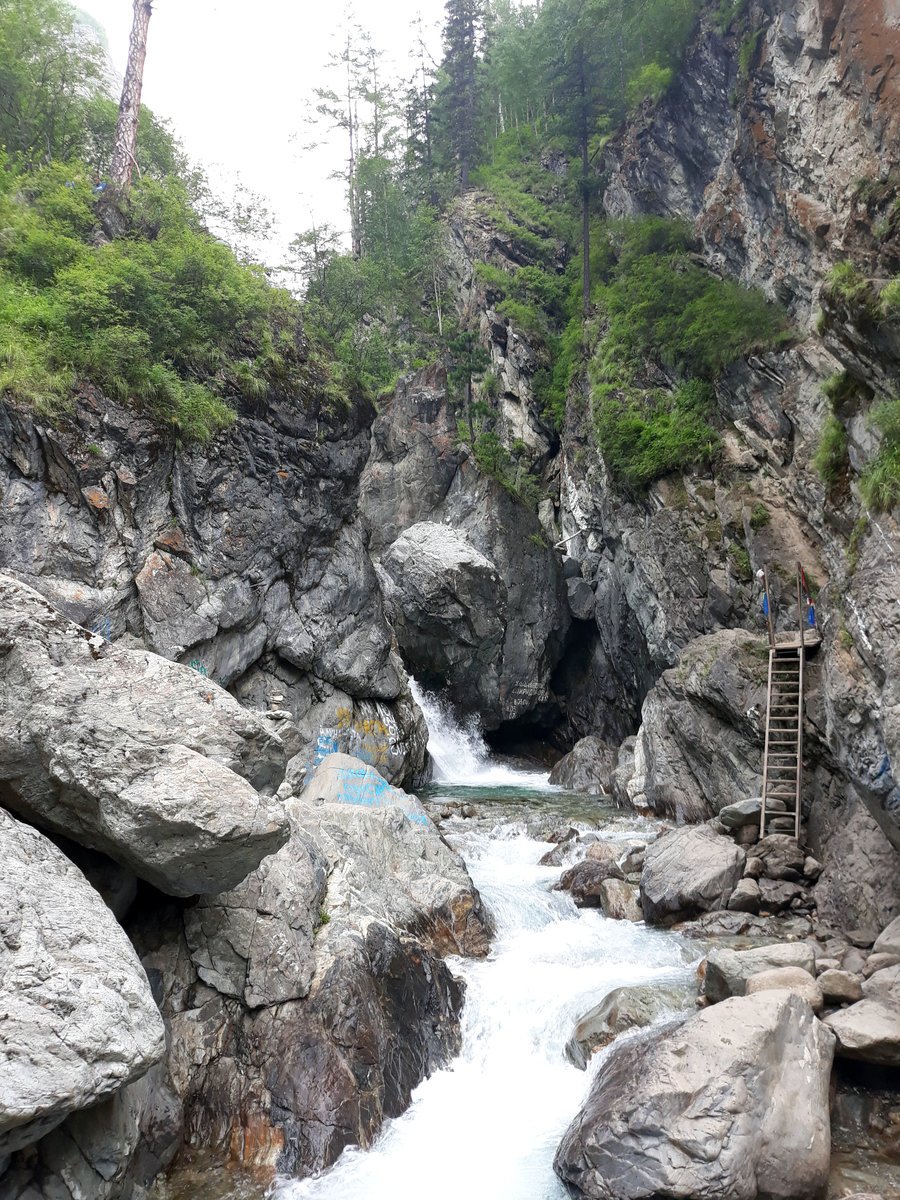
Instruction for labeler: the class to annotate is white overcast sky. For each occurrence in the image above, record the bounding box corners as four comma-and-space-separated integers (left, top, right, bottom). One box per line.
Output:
80, 1, 446, 268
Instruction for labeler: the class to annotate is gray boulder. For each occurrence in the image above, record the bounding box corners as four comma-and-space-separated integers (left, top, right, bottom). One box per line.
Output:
565, 983, 697, 1069
640, 824, 745, 925
823, 965, 900, 1066
557, 858, 624, 907
186, 754, 488, 1013
0, 574, 289, 896
719, 796, 762, 829
873, 913, 900, 957
377, 522, 507, 718
818, 969, 863, 1005
704, 943, 817, 1004
549, 735, 618, 795
554, 991, 835, 1200
0, 810, 165, 1157
598, 879, 642, 922
745, 966, 824, 1013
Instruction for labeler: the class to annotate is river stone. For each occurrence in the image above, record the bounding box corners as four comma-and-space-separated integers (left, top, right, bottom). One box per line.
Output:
640, 824, 745, 925
719, 796, 762, 829
823, 971, 900, 1067
598, 879, 642, 922
548, 735, 618, 795
0, 810, 165, 1157
864, 952, 900, 977
554, 991, 835, 1200
704, 942, 817, 1004
818, 969, 863, 1005
0, 574, 289, 896
557, 858, 624, 907
745, 966, 824, 1013
565, 983, 697, 1069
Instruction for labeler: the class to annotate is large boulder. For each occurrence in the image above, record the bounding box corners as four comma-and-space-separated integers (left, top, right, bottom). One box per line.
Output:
135, 756, 490, 1182
640, 824, 745, 925
0, 574, 289, 896
704, 943, 817, 1004
823, 965, 900, 1066
377, 522, 507, 718
565, 982, 697, 1069
0, 810, 165, 1157
873, 914, 900, 957
549, 735, 618, 795
554, 991, 835, 1200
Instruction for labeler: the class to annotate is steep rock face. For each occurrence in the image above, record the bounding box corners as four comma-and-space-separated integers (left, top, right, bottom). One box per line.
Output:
361, 379, 569, 729
0, 388, 428, 788
0, 809, 165, 1159
0, 575, 289, 896
603, 0, 900, 321
131, 755, 489, 1184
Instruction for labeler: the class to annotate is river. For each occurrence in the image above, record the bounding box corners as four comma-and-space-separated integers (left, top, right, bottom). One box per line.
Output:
271, 689, 693, 1200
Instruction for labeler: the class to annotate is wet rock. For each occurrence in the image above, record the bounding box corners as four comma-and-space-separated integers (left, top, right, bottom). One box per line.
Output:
554, 992, 834, 1200
548, 735, 617, 795
539, 831, 579, 867
585, 839, 622, 866
0, 810, 164, 1157
818, 969, 863, 1005
0, 574, 289, 896
704, 943, 817, 1004
598, 879, 642, 922
681, 911, 814, 940
640, 824, 745, 925
557, 858, 624, 907
745, 966, 824, 1013
565, 982, 697, 1069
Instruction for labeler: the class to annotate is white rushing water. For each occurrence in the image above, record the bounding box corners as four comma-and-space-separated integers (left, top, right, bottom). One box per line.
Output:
409, 680, 553, 790
273, 697, 692, 1200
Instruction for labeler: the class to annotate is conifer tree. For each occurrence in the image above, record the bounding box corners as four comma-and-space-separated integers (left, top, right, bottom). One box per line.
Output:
438, 0, 484, 191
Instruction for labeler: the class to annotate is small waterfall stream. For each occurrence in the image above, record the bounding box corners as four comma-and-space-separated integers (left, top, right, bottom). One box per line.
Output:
273, 692, 692, 1200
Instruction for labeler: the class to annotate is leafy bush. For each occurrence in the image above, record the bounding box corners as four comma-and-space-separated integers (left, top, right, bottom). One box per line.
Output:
749, 501, 770, 529
827, 261, 873, 309
0, 162, 324, 439
812, 414, 848, 486
593, 378, 719, 491
625, 63, 673, 110
860, 396, 900, 511
881, 278, 900, 320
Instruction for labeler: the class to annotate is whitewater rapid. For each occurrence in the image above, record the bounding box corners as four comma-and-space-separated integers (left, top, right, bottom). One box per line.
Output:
273, 690, 691, 1200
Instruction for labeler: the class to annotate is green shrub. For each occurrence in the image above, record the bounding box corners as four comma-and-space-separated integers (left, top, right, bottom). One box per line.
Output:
827, 261, 873, 309
713, 0, 749, 32
625, 63, 673, 109
881, 278, 900, 320
593, 378, 719, 490
728, 543, 752, 579
860, 395, 900, 511
812, 414, 848, 485
738, 29, 764, 79
821, 370, 862, 411
749, 501, 770, 529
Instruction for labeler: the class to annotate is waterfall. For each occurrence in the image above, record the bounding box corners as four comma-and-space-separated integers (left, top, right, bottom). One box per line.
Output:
409, 680, 554, 791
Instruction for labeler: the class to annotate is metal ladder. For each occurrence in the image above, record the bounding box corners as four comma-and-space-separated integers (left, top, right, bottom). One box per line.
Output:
758, 564, 820, 841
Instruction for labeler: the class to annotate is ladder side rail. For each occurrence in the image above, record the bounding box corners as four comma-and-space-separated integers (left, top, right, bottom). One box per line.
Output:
760, 649, 776, 839
795, 648, 804, 841
796, 562, 805, 657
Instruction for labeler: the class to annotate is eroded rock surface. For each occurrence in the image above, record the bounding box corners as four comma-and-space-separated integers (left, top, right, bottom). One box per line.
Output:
0, 574, 289, 896
0, 810, 165, 1158
555, 991, 835, 1200
640, 824, 745, 924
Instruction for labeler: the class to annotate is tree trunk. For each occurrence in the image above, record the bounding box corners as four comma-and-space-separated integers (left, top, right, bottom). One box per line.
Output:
110, 0, 153, 190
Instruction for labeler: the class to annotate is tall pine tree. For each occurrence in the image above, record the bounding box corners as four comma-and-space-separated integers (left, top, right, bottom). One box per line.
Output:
438, 0, 484, 191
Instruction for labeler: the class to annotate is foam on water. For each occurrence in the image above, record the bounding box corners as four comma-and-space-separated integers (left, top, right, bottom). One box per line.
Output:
272, 703, 692, 1200
409, 680, 553, 790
